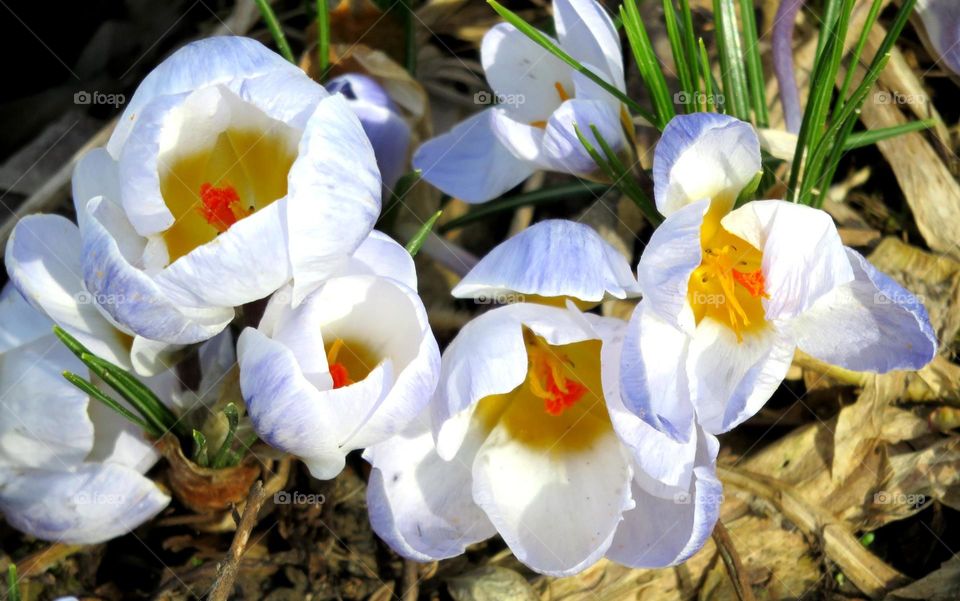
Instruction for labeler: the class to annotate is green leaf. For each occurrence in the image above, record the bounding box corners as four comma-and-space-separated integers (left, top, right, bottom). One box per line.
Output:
843, 119, 936, 150
210, 403, 241, 469
8, 563, 20, 601
737, 0, 768, 126
192, 429, 209, 468
621, 0, 674, 127
713, 0, 750, 120
439, 182, 611, 233
487, 0, 658, 126
253, 0, 295, 63
660, 0, 694, 114
62, 371, 159, 437
406, 210, 443, 256
316, 0, 331, 81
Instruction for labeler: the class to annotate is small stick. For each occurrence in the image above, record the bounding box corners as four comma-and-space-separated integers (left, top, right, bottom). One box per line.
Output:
401, 558, 420, 601
712, 521, 757, 601
207, 480, 268, 601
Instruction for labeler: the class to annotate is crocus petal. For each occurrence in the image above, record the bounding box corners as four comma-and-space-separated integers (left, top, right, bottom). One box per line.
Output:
414, 109, 536, 204
6, 214, 131, 366
286, 94, 382, 304
451, 219, 640, 303
489, 108, 548, 167
606, 431, 722, 568
326, 73, 394, 110
129, 336, 182, 378
82, 198, 235, 344
619, 302, 694, 440
917, 0, 960, 76
472, 415, 633, 576
0, 283, 50, 352
722, 200, 854, 321
553, 0, 625, 93
0, 335, 93, 470
348, 100, 411, 188
653, 114, 761, 216
344, 230, 418, 290
237, 328, 344, 478
364, 414, 495, 560
85, 391, 160, 473
542, 98, 624, 177
432, 303, 595, 459
0, 463, 169, 544
635, 200, 708, 332
109, 36, 311, 156
480, 23, 573, 123
791, 248, 937, 372
686, 320, 795, 434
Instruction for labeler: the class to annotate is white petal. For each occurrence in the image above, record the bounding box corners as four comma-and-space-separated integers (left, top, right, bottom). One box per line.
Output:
348, 100, 411, 187
553, 0, 625, 92
85, 390, 160, 473
489, 108, 548, 166
129, 336, 182, 378
653, 114, 761, 216
432, 303, 594, 458
81, 197, 235, 344
607, 430, 722, 568
917, 0, 960, 76
6, 214, 130, 366
452, 219, 640, 303
286, 94, 381, 304
542, 98, 624, 177
342, 230, 418, 290
635, 200, 708, 332
0, 335, 93, 470
237, 328, 344, 479
109, 36, 315, 156
686, 319, 795, 434
364, 413, 495, 560
0, 463, 169, 544
792, 248, 937, 372
480, 23, 573, 123
472, 418, 633, 575
413, 109, 536, 204
619, 302, 695, 438
0, 283, 50, 352
722, 200, 854, 321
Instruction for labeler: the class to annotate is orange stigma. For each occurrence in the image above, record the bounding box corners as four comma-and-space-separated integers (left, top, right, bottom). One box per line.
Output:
198, 182, 248, 233
732, 268, 767, 298
524, 331, 587, 415
326, 338, 354, 389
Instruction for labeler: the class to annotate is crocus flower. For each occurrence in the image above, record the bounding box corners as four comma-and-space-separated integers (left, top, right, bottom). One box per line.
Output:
413, 0, 628, 203
327, 73, 411, 188
621, 113, 937, 439
75, 36, 381, 345
916, 0, 960, 76
365, 220, 722, 575
0, 283, 172, 544
237, 231, 440, 479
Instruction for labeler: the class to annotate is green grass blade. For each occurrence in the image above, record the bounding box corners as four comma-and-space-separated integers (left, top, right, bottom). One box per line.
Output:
316, 0, 331, 81
836, 0, 883, 111
62, 371, 159, 437
620, 1, 673, 127
738, 0, 768, 126
679, 0, 701, 109
253, 0, 295, 63
698, 38, 718, 112
843, 119, 936, 150
439, 182, 611, 233
8, 565, 20, 601
661, 0, 695, 113
713, 0, 750, 120
487, 0, 658, 125
406, 210, 443, 256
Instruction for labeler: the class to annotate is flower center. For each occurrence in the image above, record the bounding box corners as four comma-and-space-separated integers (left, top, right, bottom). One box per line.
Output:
160, 127, 297, 264
687, 220, 768, 341
474, 329, 611, 451
529, 81, 573, 129
325, 337, 378, 389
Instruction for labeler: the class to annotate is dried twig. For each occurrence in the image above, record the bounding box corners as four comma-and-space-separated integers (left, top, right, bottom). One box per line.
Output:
207, 480, 269, 601
711, 521, 757, 601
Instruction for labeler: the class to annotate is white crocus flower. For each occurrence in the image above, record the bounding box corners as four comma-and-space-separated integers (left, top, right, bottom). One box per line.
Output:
413, 0, 627, 203
0, 283, 172, 544
622, 113, 937, 439
75, 36, 381, 345
365, 221, 722, 576
237, 232, 440, 479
